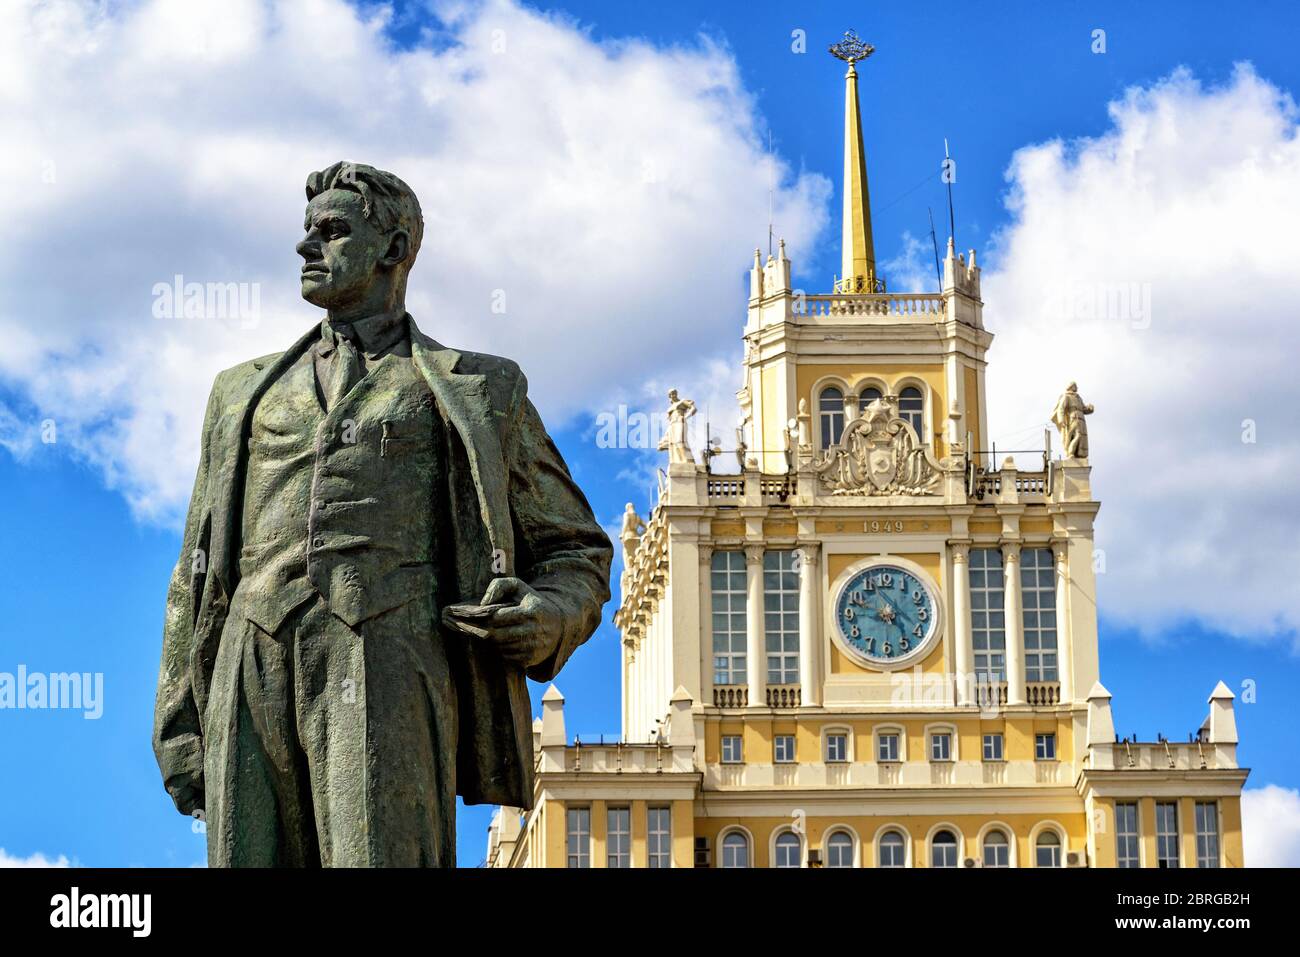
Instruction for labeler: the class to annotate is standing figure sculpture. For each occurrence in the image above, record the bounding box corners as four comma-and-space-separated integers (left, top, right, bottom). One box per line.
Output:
152, 162, 612, 867
657, 389, 697, 465
1051, 381, 1095, 459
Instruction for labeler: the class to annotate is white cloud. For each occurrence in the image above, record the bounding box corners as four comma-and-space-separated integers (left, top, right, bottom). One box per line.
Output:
0, 847, 72, 867
0, 0, 828, 522
1242, 785, 1300, 867
981, 64, 1300, 642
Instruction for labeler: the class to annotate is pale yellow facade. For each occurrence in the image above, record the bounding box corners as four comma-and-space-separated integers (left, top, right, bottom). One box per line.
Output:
485, 42, 1247, 871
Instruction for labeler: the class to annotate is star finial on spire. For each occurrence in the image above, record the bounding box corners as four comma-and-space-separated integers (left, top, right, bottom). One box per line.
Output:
829, 30, 875, 66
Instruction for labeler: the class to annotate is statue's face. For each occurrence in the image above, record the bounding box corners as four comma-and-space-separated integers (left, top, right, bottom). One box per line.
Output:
297, 188, 391, 309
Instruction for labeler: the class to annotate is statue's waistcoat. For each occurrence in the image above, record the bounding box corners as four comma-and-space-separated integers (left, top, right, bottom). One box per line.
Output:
237, 349, 447, 634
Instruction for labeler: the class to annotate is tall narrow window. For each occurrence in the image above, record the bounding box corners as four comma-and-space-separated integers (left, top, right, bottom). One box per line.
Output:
899, 386, 924, 437
566, 807, 590, 869
878, 831, 906, 868
647, 807, 672, 869
1021, 547, 1058, 682
826, 832, 855, 868
711, 551, 747, 686
1035, 831, 1062, 867
969, 548, 1007, 683
1195, 802, 1220, 868
774, 831, 802, 868
1035, 733, 1056, 761
819, 387, 845, 447
763, 549, 800, 685
607, 807, 631, 868
1116, 802, 1140, 868
931, 830, 958, 868
721, 832, 750, 868
983, 830, 1010, 868
1156, 802, 1180, 868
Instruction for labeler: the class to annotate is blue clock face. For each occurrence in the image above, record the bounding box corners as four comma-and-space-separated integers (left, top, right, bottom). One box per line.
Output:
835, 564, 938, 665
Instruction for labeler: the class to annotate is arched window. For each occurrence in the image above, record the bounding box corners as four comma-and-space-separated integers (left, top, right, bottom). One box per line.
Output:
1035, 831, 1062, 868
878, 830, 906, 868
857, 386, 882, 413
825, 831, 855, 868
983, 830, 1010, 868
899, 386, 924, 437
773, 831, 802, 868
819, 387, 845, 447
931, 829, 959, 868
721, 831, 750, 868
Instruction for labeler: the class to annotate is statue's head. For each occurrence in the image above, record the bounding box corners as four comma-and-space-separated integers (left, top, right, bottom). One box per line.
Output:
1066, 381, 1078, 393
298, 162, 424, 313
667, 389, 679, 402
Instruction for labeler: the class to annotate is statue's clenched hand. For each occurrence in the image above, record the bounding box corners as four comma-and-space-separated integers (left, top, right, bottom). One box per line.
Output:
441, 577, 564, 668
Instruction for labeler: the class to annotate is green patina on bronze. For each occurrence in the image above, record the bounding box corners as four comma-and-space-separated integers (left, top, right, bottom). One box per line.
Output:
152, 162, 612, 867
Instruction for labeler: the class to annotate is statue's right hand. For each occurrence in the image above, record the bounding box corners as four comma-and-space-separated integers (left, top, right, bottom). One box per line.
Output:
168, 781, 205, 818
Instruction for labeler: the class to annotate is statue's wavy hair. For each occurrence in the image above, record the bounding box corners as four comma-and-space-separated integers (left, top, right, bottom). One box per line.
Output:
305, 161, 424, 265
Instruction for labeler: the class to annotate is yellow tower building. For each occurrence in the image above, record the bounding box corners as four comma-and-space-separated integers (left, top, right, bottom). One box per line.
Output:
486, 32, 1248, 870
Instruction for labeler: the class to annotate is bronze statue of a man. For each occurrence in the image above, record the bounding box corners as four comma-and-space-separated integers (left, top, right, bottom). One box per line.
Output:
152, 162, 612, 867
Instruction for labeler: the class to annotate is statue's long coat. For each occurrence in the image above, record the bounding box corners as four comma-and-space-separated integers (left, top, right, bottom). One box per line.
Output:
153, 316, 612, 813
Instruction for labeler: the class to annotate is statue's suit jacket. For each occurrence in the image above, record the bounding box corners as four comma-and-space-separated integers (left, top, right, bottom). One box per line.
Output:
154, 315, 612, 811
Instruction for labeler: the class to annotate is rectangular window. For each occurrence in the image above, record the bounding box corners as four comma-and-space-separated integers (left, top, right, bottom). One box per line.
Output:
930, 732, 952, 762
1195, 802, 1220, 868
763, 550, 800, 685
711, 551, 747, 686
647, 807, 672, 868
982, 733, 1004, 761
877, 733, 900, 762
721, 735, 743, 764
1035, 733, 1056, 761
1021, 547, 1058, 682
774, 735, 796, 764
1156, 802, 1180, 868
1115, 802, 1140, 868
825, 733, 848, 763
969, 548, 1007, 682
565, 807, 590, 869
606, 807, 630, 868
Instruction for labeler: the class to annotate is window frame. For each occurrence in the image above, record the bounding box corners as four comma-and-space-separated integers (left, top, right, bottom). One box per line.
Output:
982, 732, 1005, 762
606, 806, 631, 868
818, 386, 846, 448
824, 731, 849, 764
1034, 732, 1057, 761
1155, 801, 1180, 869
710, 550, 748, 687
719, 829, 751, 869
876, 728, 903, 763
773, 734, 797, 764
824, 829, 857, 868
763, 549, 801, 686
1034, 829, 1063, 868
647, 806, 672, 869
981, 827, 1011, 868
969, 547, 1007, 683
1115, 801, 1140, 868
1195, 801, 1221, 869
772, 829, 803, 869
929, 827, 960, 869
720, 734, 744, 765
876, 827, 909, 868
1021, 546, 1059, 682
565, 807, 591, 869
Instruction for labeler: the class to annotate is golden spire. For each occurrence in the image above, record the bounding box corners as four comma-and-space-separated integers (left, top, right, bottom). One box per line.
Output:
829, 30, 878, 293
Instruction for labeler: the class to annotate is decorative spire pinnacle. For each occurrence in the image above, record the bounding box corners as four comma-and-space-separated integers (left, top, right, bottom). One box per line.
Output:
830, 30, 879, 293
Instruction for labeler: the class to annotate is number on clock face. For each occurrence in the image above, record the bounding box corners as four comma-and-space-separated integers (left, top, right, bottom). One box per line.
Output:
835, 564, 937, 664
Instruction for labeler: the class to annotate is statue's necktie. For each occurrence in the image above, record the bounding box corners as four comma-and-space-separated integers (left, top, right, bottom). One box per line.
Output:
327, 332, 361, 411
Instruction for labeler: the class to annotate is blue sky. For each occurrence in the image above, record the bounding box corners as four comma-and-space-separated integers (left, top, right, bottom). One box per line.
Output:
1, 0, 1298, 867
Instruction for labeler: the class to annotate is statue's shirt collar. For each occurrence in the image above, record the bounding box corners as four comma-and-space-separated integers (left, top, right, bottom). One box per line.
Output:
318, 310, 409, 360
